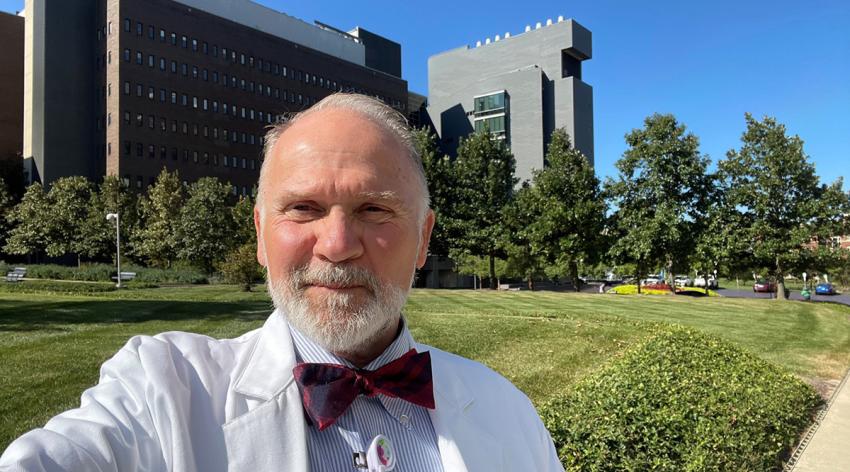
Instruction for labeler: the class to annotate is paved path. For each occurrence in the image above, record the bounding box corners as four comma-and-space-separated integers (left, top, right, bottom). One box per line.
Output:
790, 369, 850, 471
716, 288, 850, 307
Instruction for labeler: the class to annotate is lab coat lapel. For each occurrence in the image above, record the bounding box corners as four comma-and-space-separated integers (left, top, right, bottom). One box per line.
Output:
424, 346, 504, 472
224, 311, 310, 471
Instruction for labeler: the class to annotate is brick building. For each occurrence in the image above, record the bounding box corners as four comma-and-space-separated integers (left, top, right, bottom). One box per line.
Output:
0, 11, 24, 165
23, 0, 407, 194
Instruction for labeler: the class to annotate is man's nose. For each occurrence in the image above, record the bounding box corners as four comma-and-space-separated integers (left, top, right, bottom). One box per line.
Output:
314, 209, 364, 263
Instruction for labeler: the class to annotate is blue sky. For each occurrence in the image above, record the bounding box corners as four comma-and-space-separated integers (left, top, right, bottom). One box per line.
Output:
2, 0, 847, 189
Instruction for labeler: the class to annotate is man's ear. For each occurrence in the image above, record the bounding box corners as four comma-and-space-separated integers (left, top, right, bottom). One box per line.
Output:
254, 206, 268, 267
416, 209, 436, 269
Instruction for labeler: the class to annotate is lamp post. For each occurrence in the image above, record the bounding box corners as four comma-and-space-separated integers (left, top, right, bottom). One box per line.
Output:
106, 213, 121, 288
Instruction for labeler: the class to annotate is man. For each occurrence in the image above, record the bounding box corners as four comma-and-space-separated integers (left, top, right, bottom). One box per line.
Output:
1, 94, 563, 471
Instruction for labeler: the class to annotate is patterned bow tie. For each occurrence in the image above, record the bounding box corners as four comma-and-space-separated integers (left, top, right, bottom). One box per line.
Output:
293, 349, 435, 431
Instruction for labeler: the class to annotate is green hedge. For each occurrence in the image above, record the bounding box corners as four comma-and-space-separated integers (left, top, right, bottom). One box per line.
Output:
0, 279, 118, 294
18, 263, 207, 284
540, 326, 821, 471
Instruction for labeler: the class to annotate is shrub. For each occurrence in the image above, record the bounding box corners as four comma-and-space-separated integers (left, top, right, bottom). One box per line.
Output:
217, 243, 263, 291
123, 264, 208, 285
26, 263, 113, 282
19, 263, 207, 285
540, 326, 821, 471
608, 284, 718, 297
0, 279, 116, 294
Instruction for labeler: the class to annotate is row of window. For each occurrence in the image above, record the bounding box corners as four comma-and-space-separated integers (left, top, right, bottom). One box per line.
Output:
98, 16, 404, 110
122, 174, 253, 197
121, 76, 319, 113
116, 110, 263, 147
121, 47, 345, 97
122, 80, 282, 124
115, 140, 257, 172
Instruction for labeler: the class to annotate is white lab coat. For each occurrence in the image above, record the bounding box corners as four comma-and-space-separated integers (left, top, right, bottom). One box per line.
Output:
0, 310, 564, 471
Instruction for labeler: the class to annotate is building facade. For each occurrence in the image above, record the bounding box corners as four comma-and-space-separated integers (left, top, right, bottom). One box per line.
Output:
0, 11, 24, 165
23, 0, 407, 193
427, 17, 593, 183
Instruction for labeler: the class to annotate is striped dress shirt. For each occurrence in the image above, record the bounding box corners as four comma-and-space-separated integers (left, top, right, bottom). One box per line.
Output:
290, 321, 445, 472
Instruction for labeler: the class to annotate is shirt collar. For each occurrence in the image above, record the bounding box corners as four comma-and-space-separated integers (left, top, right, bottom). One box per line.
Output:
288, 317, 416, 370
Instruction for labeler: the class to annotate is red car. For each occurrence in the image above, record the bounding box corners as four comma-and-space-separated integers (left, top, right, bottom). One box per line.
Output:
753, 279, 776, 293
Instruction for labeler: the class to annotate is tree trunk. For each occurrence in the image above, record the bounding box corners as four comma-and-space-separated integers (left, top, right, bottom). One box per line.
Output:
569, 259, 581, 292
488, 254, 497, 290
776, 257, 787, 300
527, 274, 534, 291
636, 262, 643, 294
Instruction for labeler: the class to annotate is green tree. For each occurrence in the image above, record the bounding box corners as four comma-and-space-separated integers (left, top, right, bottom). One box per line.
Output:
413, 127, 457, 257
45, 176, 93, 264
523, 129, 607, 291
218, 242, 263, 291
177, 177, 235, 273
605, 114, 711, 293
231, 195, 256, 249
4, 182, 51, 258
719, 114, 850, 299
0, 178, 11, 256
80, 176, 139, 262
133, 168, 184, 268
503, 183, 546, 290
449, 130, 517, 289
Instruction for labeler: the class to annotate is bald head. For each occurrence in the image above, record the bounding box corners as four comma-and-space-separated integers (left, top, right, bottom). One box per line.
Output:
256, 93, 430, 219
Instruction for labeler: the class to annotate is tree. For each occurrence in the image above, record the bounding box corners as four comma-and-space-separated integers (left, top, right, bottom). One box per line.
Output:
80, 176, 139, 262
413, 127, 457, 257
218, 242, 263, 291
0, 178, 11, 256
522, 129, 606, 291
44, 176, 93, 264
133, 168, 184, 268
719, 114, 850, 299
4, 182, 51, 258
448, 130, 517, 289
605, 114, 711, 293
503, 183, 546, 290
177, 176, 235, 273
231, 195, 256, 249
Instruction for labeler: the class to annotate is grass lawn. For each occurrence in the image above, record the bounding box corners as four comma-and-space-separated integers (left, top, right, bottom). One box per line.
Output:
2, 284, 850, 451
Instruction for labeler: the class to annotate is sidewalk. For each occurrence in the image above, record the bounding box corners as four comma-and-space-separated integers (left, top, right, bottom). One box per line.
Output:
789, 369, 850, 471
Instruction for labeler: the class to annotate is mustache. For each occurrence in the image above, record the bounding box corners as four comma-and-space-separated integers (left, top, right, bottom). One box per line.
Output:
287, 263, 380, 294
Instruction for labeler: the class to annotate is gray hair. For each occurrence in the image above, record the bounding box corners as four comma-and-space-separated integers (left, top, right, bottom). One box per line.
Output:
257, 93, 430, 219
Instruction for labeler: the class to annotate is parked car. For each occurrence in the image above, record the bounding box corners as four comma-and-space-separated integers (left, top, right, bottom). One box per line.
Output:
694, 276, 718, 289
815, 283, 837, 295
753, 279, 776, 293
674, 275, 692, 287
641, 275, 663, 286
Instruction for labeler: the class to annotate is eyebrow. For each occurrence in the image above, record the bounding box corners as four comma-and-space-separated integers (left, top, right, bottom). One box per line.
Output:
273, 190, 404, 207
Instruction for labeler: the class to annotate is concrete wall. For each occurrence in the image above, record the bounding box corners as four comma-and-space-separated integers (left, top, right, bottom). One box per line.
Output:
25, 0, 98, 185
348, 27, 401, 78
175, 0, 365, 66
428, 18, 593, 177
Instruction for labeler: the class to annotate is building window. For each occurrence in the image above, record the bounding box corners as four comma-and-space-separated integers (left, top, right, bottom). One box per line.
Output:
192, 39, 198, 51
148, 144, 155, 158
170, 32, 176, 45
181, 35, 187, 48
107, 142, 112, 156
148, 25, 155, 40
136, 113, 143, 126
202, 69, 208, 81
171, 91, 177, 104
181, 63, 188, 76
124, 141, 131, 155
212, 45, 218, 57
171, 148, 178, 160
159, 57, 166, 71
160, 146, 167, 159
474, 91, 507, 115
136, 176, 143, 189
148, 86, 155, 100
123, 49, 130, 62
159, 29, 166, 42
123, 18, 130, 32
193, 151, 199, 163
192, 66, 198, 79
474, 115, 507, 135
160, 117, 167, 131
148, 115, 154, 128
136, 51, 143, 65
136, 143, 143, 157
136, 84, 143, 97
212, 71, 218, 83
171, 61, 177, 73
123, 111, 130, 124
182, 122, 188, 134
181, 94, 188, 106
192, 96, 198, 109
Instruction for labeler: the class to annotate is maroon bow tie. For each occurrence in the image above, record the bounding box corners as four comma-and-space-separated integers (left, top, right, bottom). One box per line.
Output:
293, 349, 435, 431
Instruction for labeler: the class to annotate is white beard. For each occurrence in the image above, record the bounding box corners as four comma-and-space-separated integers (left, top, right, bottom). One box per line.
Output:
267, 263, 410, 354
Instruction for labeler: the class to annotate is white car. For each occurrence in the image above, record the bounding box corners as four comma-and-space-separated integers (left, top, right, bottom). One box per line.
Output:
674, 275, 692, 287
694, 276, 718, 289
641, 275, 663, 285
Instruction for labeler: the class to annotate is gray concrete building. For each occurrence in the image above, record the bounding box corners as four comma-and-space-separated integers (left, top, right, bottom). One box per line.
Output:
427, 17, 593, 183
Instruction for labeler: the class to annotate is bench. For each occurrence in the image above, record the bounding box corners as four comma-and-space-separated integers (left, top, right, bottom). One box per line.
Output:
110, 271, 137, 282
5, 267, 27, 283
